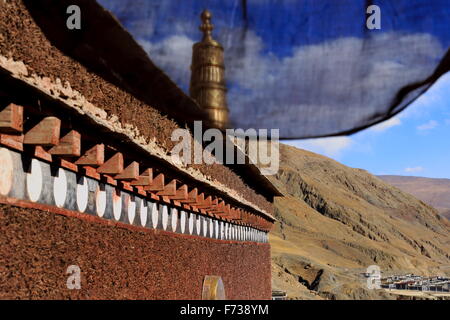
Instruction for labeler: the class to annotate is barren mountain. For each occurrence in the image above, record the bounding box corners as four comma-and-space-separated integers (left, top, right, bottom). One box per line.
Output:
443, 210, 450, 220
378, 175, 450, 220
268, 144, 450, 300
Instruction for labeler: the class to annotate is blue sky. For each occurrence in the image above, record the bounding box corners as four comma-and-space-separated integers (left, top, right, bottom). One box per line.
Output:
286, 71, 450, 178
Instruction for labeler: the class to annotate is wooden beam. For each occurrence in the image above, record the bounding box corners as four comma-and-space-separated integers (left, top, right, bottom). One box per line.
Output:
210, 201, 226, 214
130, 168, 153, 186
211, 200, 225, 211
115, 161, 139, 181
49, 130, 81, 157
75, 144, 104, 167
221, 204, 232, 216
227, 208, 238, 220
189, 193, 205, 209
34, 146, 52, 162
24, 116, 60, 146
196, 196, 214, 209
0, 134, 23, 151
232, 208, 243, 220
171, 184, 188, 200
250, 214, 257, 225
157, 179, 177, 196
179, 188, 198, 204
0, 103, 23, 134
241, 211, 249, 224
194, 193, 205, 205
144, 173, 165, 192
97, 152, 124, 175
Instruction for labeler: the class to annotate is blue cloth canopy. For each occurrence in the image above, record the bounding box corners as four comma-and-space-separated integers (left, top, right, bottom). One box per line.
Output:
99, 0, 450, 139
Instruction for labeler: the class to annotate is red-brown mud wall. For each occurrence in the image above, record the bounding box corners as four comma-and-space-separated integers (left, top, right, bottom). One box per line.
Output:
0, 204, 271, 299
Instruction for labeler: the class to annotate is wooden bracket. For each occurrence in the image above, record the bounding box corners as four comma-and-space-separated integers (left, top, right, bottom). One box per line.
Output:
34, 146, 52, 162
190, 193, 205, 209
24, 116, 61, 146
179, 187, 198, 204
75, 144, 104, 167
0, 103, 23, 134
97, 152, 124, 175
210, 201, 226, 214
171, 184, 188, 200
0, 133, 24, 151
157, 179, 177, 196
115, 161, 139, 181
49, 130, 81, 157
196, 196, 214, 209
232, 208, 243, 221
130, 168, 153, 186
220, 204, 232, 217
144, 173, 165, 192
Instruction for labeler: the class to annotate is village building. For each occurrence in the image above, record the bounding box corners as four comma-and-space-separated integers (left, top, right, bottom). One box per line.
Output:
0, 0, 280, 299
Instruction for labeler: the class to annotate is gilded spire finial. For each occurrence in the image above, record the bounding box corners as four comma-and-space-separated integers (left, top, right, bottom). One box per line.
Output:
199, 10, 214, 42
190, 9, 229, 130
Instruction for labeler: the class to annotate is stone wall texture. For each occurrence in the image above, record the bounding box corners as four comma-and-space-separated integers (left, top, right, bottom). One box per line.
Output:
0, 203, 271, 300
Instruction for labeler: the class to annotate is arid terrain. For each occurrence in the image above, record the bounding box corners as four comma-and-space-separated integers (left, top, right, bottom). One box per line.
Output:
268, 144, 450, 300
378, 175, 450, 220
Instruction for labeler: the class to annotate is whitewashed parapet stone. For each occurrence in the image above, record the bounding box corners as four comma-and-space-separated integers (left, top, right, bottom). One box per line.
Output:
112, 189, 122, 221
62, 170, 77, 212
138, 198, 148, 227
196, 214, 202, 236
209, 218, 214, 238
0, 148, 14, 197
160, 204, 169, 230
26, 158, 43, 202
53, 168, 67, 208
188, 212, 195, 235
150, 202, 158, 229
126, 194, 136, 225
219, 221, 224, 240
180, 210, 186, 234
170, 207, 178, 232
202, 216, 208, 238
95, 183, 106, 217
224, 223, 229, 240
214, 220, 219, 239
76, 176, 88, 212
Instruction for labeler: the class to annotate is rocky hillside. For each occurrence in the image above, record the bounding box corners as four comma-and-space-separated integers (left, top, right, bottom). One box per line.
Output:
268, 144, 450, 300
443, 210, 450, 220
378, 175, 450, 220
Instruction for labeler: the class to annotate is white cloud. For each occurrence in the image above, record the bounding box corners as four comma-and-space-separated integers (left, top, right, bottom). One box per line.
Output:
287, 136, 353, 158
370, 117, 401, 132
404, 166, 424, 173
417, 120, 438, 131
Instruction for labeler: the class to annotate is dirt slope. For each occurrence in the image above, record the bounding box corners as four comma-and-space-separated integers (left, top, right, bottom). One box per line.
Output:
268, 144, 450, 300
378, 175, 450, 220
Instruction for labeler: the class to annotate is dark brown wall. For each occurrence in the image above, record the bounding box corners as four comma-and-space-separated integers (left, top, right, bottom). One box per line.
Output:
0, 203, 271, 300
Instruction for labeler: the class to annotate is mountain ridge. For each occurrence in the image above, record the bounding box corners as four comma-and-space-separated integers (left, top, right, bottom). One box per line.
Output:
269, 144, 450, 300
378, 175, 450, 220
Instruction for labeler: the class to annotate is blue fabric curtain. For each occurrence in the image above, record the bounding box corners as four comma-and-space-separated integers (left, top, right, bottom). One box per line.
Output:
99, 0, 450, 139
